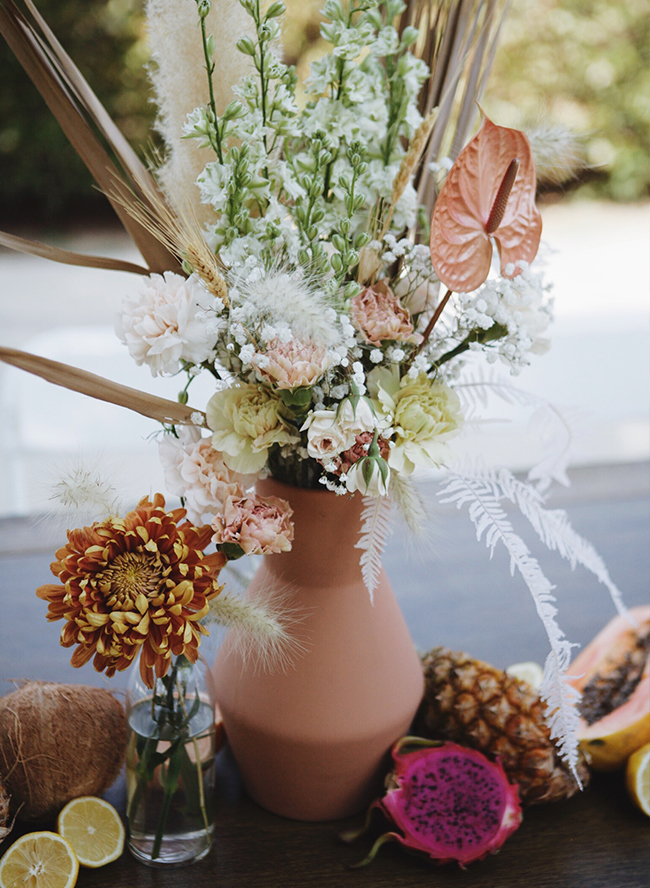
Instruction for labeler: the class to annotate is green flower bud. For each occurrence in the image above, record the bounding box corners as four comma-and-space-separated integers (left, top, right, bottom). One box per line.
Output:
236, 36, 257, 56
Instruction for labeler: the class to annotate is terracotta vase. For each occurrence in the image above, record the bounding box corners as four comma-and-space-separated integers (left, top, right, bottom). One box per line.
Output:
212, 478, 424, 821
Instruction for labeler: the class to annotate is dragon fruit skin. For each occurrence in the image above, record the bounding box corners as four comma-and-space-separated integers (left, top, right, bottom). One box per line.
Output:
344, 739, 522, 868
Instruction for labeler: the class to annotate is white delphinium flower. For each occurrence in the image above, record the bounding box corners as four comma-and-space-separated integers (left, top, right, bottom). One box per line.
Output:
116, 272, 222, 376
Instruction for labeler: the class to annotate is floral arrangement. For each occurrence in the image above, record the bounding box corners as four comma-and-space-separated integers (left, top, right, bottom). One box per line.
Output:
0, 0, 627, 793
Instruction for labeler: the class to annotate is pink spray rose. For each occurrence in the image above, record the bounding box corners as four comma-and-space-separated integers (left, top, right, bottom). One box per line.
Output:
212, 494, 294, 555
350, 279, 416, 345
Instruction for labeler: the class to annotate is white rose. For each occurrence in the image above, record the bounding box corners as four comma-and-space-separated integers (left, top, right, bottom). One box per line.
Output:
344, 458, 390, 497
301, 410, 354, 460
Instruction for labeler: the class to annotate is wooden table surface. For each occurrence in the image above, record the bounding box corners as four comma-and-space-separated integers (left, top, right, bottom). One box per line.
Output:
1, 462, 649, 888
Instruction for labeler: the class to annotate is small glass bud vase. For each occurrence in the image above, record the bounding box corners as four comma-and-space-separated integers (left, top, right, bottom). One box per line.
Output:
126, 654, 216, 866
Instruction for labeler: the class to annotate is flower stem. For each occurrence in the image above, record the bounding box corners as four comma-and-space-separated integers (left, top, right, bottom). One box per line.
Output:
416, 288, 452, 354
198, 13, 224, 163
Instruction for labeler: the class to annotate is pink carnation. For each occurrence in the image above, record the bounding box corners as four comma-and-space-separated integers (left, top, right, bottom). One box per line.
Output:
159, 428, 252, 525
212, 494, 294, 555
350, 279, 416, 345
257, 338, 333, 389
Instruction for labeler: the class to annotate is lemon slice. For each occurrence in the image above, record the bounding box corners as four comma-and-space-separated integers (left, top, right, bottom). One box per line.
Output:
625, 743, 650, 817
0, 831, 78, 888
57, 797, 125, 868
505, 660, 544, 691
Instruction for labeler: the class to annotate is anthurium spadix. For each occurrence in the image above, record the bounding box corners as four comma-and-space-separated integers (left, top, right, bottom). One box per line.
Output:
430, 115, 542, 294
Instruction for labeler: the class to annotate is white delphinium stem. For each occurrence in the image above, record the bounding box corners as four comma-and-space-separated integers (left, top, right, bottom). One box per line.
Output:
146, 0, 255, 222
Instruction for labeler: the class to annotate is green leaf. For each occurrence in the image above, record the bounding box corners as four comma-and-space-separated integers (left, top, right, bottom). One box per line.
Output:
219, 542, 246, 560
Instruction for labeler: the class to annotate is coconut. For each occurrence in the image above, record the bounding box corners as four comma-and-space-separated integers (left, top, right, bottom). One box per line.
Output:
0, 681, 127, 822
0, 777, 11, 840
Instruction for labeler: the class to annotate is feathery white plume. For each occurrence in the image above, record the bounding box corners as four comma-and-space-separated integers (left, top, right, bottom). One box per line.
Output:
524, 119, 584, 187
496, 468, 628, 619
146, 0, 254, 222
390, 474, 428, 537
205, 586, 305, 674
234, 268, 344, 349
44, 457, 124, 524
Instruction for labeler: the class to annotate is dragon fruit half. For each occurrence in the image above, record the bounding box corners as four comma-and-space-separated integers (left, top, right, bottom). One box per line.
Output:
342, 738, 522, 868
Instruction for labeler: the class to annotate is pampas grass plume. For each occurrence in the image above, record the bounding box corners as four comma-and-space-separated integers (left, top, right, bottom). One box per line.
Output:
146, 0, 255, 222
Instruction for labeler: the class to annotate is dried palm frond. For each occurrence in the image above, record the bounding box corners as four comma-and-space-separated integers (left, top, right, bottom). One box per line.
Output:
0, 230, 149, 275
399, 0, 510, 237
0, 0, 177, 273
0, 347, 205, 427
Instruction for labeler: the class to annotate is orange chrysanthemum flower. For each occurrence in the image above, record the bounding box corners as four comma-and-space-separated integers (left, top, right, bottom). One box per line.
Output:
36, 494, 226, 687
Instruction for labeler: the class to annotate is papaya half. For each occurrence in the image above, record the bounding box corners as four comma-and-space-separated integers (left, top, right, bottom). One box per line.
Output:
567, 605, 650, 771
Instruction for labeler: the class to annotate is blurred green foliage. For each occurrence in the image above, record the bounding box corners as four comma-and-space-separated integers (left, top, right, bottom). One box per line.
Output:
0, 0, 647, 221
0, 0, 153, 221
485, 0, 650, 201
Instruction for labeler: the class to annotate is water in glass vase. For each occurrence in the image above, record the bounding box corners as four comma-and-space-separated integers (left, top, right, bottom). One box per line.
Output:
126, 698, 216, 866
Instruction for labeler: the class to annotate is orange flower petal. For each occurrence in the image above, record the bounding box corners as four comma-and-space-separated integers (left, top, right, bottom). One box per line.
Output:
430, 114, 542, 292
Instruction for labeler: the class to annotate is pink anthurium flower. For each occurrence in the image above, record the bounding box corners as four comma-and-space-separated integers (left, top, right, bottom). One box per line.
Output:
430, 114, 542, 294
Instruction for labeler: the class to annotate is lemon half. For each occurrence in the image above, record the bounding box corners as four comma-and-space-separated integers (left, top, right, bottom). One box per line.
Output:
0, 831, 78, 888
57, 797, 125, 868
625, 742, 650, 817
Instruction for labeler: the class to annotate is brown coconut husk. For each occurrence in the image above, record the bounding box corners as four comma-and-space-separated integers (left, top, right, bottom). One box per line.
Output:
0, 681, 127, 822
0, 776, 12, 840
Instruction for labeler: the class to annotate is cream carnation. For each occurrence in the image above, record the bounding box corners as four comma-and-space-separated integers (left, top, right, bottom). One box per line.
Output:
257, 338, 333, 389
350, 279, 416, 345
212, 493, 294, 555
370, 367, 463, 474
116, 272, 220, 376
159, 426, 254, 524
206, 384, 299, 474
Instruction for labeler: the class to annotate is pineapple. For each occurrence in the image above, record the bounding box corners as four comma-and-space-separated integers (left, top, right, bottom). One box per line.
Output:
413, 647, 590, 804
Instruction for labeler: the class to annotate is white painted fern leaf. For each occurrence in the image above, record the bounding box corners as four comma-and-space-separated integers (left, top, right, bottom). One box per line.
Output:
454, 372, 576, 491
497, 468, 628, 618
355, 496, 393, 603
438, 470, 583, 784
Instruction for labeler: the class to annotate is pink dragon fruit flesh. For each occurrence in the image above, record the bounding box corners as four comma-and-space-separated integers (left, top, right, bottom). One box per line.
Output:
341, 738, 522, 868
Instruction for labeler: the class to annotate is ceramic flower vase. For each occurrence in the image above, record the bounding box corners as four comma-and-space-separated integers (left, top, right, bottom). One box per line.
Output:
212, 478, 424, 821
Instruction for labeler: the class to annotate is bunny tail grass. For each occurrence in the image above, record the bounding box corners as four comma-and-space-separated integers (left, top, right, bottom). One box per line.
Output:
207, 590, 305, 674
